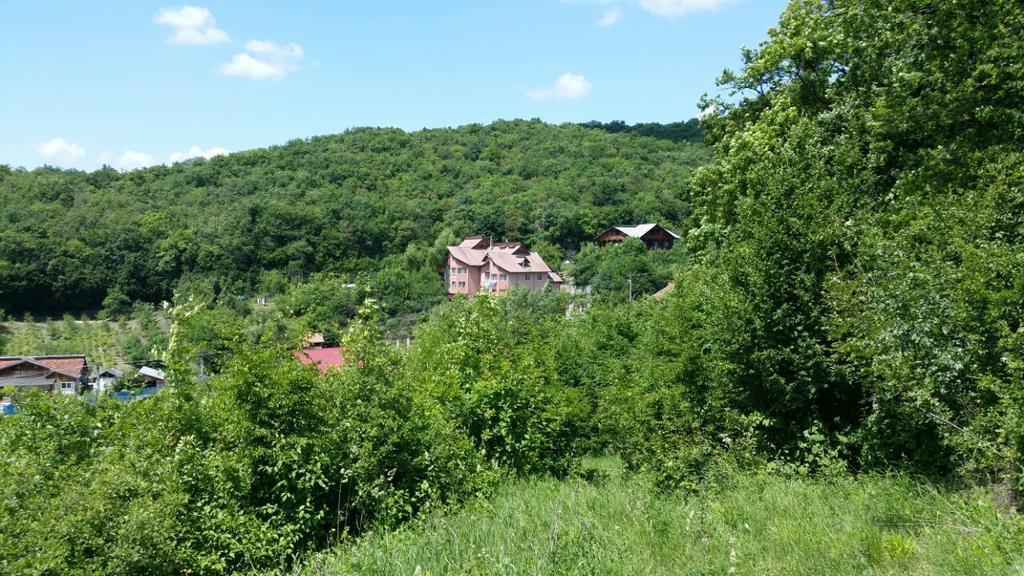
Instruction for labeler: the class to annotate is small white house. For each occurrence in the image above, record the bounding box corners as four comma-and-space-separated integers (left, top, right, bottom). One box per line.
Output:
92, 367, 123, 393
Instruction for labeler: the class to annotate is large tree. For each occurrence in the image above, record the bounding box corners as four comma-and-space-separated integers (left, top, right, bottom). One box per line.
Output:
672, 0, 1024, 481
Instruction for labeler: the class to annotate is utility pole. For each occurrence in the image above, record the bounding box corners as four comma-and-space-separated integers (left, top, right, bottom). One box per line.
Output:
628, 276, 633, 301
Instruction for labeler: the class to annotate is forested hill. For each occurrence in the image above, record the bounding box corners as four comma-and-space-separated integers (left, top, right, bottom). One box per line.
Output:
0, 120, 710, 313
579, 118, 704, 144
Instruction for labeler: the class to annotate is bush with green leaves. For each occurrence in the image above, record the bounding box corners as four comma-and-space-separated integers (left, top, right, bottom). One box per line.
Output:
616, 0, 1024, 491
568, 237, 685, 301
0, 301, 489, 576
407, 294, 587, 477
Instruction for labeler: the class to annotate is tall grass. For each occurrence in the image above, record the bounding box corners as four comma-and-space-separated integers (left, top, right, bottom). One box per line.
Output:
299, 458, 1023, 575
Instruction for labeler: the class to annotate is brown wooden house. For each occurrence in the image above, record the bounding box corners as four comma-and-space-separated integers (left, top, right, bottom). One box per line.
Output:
0, 355, 89, 397
594, 223, 680, 249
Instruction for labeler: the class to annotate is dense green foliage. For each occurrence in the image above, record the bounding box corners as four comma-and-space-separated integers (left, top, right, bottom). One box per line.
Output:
579, 118, 704, 144
568, 237, 686, 300
407, 294, 588, 477
0, 121, 709, 314
614, 0, 1024, 489
3, 1, 1024, 574
0, 304, 487, 575
301, 458, 1023, 576
0, 295, 592, 575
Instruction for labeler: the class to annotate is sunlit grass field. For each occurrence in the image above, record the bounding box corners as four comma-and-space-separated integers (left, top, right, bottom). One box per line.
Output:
299, 458, 1023, 576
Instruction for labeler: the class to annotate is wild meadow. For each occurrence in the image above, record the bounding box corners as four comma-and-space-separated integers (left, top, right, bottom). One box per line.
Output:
301, 458, 1023, 576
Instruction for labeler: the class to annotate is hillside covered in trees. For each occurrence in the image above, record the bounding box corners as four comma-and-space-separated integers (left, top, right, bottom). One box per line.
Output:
0, 121, 709, 314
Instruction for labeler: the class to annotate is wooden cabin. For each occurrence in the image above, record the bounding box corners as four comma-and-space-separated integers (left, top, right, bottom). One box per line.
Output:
594, 223, 680, 249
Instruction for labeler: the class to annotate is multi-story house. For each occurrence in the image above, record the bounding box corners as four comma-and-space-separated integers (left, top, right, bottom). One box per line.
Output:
445, 236, 562, 298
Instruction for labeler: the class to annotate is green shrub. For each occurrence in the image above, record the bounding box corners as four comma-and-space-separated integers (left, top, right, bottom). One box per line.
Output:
0, 302, 489, 575
407, 295, 587, 477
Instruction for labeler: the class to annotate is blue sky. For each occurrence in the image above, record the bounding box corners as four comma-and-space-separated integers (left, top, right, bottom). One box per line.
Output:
0, 0, 787, 170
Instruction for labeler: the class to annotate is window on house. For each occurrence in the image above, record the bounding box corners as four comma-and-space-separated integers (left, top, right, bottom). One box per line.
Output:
524, 273, 531, 280
458, 281, 466, 288
450, 281, 456, 288
60, 381, 74, 391
499, 274, 507, 281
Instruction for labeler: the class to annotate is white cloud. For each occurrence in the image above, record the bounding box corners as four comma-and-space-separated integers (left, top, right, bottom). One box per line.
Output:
597, 7, 624, 26
169, 145, 229, 163
154, 5, 229, 44
35, 138, 86, 164
115, 150, 156, 171
220, 53, 282, 80
635, 0, 732, 18
528, 73, 593, 101
220, 40, 303, 80
244, 39, 303, 59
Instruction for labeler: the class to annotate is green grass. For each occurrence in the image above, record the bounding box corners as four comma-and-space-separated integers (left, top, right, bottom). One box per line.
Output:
299, 458, 1023, 576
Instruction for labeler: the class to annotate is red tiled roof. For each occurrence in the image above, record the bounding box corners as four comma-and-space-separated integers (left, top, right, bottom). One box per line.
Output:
294, 347, 346, 373
0, 355, 87, 379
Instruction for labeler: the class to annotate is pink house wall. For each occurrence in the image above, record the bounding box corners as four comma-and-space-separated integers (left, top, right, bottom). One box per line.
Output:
475, 262, 560, 295
481, 262, 512, 293
446, 254, 481, 296
509, 270, 546, 291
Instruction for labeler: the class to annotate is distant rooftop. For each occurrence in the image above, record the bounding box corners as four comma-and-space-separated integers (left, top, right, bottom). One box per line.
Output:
0, 355, 88, 379
295, 347, 346, 373
606, 223, 680, 239
138, 366, 166, 380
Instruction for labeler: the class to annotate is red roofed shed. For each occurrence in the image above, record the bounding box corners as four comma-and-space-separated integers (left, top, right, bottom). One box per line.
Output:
295, 347, 346, 373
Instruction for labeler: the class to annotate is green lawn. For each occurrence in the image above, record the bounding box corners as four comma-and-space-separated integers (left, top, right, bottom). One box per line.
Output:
299, 459, 1023, 576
